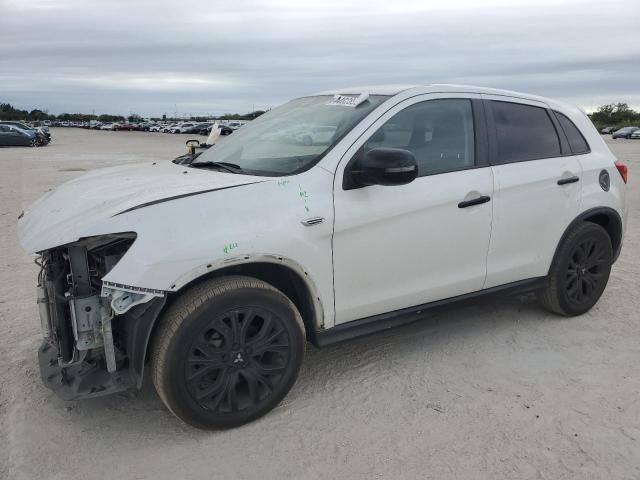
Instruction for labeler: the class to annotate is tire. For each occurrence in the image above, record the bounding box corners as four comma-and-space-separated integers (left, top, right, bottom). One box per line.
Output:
537, 222, 612, 316
29, 138, 38, 147
151, 276, 305, 430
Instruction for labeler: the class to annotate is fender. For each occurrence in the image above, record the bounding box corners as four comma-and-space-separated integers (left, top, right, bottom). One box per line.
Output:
167, 253, 326, 328
125, 253, 326, 388
549, 207, 623, 275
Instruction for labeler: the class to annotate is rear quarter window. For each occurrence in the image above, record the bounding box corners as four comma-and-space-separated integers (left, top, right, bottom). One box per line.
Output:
490, 101, 561, 163
554, 111, 590, 154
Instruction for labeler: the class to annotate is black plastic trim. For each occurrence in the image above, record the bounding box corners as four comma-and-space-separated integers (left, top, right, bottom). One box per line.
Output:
547, 107, 571, 155
123, 297, 167, 388
458, 195, 491, 208
557, 176, 580, 186
38, 341, 133, 400
551, 110, 591, 156
313, 277, 546, 347
550, 207, 624, 268
472, 98, 490, 167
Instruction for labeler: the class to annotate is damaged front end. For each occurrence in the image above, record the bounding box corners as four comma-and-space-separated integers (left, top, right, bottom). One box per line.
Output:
37, 233, 165, 400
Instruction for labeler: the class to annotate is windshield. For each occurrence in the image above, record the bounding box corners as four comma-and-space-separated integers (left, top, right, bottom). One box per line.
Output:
193, 94, 389, 175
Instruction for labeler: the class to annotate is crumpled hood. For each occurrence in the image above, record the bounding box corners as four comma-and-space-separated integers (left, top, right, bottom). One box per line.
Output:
17, 161, 264, 253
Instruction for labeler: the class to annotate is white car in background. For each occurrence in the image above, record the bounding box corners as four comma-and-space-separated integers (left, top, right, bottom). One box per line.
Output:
170, 123, 197, 134
631, 129, 640, 139
228, 121, 244, 130
18, 84, 627, 431
99, 123, 120, 131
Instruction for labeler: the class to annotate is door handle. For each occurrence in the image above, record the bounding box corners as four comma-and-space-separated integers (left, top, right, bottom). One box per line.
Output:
557, 175, 579, 185
458, 195, 491, 208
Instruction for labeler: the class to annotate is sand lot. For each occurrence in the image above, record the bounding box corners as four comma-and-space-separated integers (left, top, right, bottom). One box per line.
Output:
1, 128, 639, 479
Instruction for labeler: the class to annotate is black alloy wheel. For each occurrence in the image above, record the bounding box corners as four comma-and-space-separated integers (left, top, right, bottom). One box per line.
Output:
185, 306, 293, 415
564, 235, 609, 307
538, 222, 612, 316
151, 276, 305, 429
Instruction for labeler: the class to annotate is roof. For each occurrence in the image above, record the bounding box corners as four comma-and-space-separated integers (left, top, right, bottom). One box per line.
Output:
314, 84, 559, 106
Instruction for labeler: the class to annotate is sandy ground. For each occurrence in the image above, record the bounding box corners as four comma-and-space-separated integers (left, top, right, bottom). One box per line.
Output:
1, 128, 639, 480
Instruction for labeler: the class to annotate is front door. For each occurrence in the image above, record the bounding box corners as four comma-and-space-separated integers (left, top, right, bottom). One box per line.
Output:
332, 94, 494, 324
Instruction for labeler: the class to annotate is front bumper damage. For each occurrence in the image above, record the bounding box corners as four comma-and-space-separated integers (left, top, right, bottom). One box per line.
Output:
38, 341, 133, 400
36, 238, 166, 400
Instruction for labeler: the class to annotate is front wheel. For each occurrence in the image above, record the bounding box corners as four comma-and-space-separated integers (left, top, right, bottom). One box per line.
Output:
150, 276, 305, 429
537, 222, 612, 316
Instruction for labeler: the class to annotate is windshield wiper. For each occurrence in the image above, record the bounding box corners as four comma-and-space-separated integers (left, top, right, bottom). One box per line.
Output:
189, 161, 245, 174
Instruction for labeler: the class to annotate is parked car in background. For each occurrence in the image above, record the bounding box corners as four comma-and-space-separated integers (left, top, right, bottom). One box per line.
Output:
149, 124, 165, 132
116, 123, 138, 131
17, 85, 628, 430
227, 120, 244, 130
170, 123, 197, 133
0, 124, 43, 146
631, 129, 640, 139
600, 126, 617, 134
1, 121, 51, 143
162, 123, 179, 133
612, 126, 639, 139
99, 123, 120, 131
28, 121, 50, 133
198, 123, 233, 136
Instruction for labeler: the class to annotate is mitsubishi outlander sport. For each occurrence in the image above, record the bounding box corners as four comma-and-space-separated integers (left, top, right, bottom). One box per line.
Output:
17, 85, 628, 429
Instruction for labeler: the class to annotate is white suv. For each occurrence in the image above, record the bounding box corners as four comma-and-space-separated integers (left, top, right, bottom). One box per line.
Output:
18, 85, 627, 429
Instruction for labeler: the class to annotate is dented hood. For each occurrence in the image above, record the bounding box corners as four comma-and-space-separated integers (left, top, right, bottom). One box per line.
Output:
17, 161, 263, 253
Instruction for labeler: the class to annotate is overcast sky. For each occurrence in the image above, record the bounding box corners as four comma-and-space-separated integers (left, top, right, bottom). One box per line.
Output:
1, 0, 639, 117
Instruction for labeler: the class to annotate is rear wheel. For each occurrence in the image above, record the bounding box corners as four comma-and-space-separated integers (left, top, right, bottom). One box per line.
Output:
538, 222, 612, 316
151, 276, 305, 429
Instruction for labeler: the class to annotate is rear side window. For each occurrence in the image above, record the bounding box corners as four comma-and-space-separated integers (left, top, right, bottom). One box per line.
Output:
554, 111, 590, 154
490, 101, 561, 163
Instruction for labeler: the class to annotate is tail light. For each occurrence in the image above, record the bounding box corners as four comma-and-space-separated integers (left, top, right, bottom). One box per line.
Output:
614, 160, 628, 184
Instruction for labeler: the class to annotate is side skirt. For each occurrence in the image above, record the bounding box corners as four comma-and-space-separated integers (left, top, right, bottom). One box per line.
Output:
313, 277, 546, 347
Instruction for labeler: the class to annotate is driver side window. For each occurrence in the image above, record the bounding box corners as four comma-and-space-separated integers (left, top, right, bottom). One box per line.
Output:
365, 99, 476, 177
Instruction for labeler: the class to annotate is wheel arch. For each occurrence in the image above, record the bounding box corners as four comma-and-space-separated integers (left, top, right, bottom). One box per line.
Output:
127, 256, 325, 389
550, 207, 623, 274
170, 258, 324, 339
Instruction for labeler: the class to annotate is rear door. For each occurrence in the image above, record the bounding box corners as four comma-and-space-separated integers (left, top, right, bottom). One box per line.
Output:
482, 95, 582, 288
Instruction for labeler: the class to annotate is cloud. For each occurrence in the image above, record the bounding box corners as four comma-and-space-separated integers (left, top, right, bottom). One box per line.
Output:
1, 0, 638, 115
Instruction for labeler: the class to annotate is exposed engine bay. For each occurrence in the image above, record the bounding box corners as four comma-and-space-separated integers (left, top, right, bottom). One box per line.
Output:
37, 233, 165, 399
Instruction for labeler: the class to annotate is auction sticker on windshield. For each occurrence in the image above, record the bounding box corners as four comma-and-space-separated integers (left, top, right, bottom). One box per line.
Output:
327, 93, 370, 107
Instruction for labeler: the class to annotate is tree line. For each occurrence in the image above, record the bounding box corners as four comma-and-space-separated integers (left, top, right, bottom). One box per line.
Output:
588, 103, 640, 130
0, 102, 266, 123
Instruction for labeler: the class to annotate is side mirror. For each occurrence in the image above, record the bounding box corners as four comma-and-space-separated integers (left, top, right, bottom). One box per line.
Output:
350, 147, 418, 187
